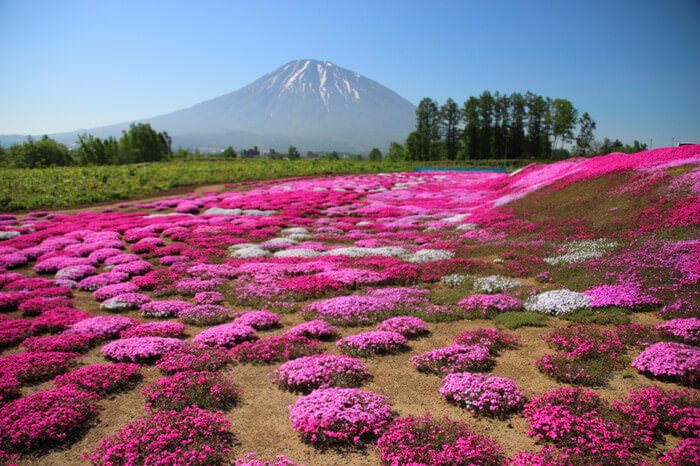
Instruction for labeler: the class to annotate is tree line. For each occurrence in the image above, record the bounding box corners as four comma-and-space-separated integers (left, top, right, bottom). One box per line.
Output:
386, 91, 601, 161
0, 123, 172, 168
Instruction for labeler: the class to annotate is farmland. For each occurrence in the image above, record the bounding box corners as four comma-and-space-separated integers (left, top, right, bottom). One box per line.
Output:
0, 146, 698, 465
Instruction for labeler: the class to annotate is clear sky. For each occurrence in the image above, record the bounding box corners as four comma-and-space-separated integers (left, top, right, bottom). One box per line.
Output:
1, 0, 698, 147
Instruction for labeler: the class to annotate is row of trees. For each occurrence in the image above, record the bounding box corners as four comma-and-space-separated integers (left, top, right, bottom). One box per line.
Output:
391, 91, 598, 161
0, 123, 172, 168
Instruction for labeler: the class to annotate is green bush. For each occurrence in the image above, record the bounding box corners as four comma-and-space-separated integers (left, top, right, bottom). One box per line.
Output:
494, 311, 548, 329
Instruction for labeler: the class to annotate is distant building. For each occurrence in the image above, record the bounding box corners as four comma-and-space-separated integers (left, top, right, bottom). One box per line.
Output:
306, 151, 320, 159
241, 146, 260, 158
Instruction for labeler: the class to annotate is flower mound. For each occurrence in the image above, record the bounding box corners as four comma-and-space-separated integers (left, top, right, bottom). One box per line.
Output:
101, 337, 186, 363
631, 342, 700, 386
453, 328, 519, 353
614, 386, 700, 438
21, 333, 98, 353
376, 414, 506, 466
193, 323, 257, 348
85, 406, 235, 465
523, 387, 655, 462
156, 344, 230, 374
458, 293, 523, 317
411, 344, 492, 374
0, 387, 99, 453
140, 299, 192, 318
659, 438, 700, 465
336, 330, 408, 357
230, 335, 321, 364
64, 315, 136, 338
53, 363, 141, 396
119, 321, 186, 339
439, 373, 525, 417
288, 387, 393, 446
376, 316, 427, 338
300, 295, 394, 326
179, 305, 235, 326
234, 310, 281, 329
271, 354, 371, 393
284, 320, 340, 341
143, 371, 241, 411
656, 318, 700, 344
583, 284, 661, 311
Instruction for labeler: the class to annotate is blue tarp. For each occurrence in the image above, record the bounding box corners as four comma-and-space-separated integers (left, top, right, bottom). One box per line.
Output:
413, 167, 508, 173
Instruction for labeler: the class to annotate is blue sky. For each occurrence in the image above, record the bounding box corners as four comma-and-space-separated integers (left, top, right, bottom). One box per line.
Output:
0, 0, 698, 147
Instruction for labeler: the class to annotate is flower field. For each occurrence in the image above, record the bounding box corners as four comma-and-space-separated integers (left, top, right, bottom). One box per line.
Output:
0, 145, 698, 465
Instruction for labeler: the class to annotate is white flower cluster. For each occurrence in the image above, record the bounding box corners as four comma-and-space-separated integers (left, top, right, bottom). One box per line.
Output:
204, 207, 277, 216
228, 244, 268, 258
321, 246, 410, 258
274, 249, 322, 258
0, 231, 20, 240
456, 223, 479, 231
441, 274, 471, 287
407, 249, 455, 263
473, 275, 521, 293
543, 239, 618, 266
281, 227, 311, 241
525, 289, 592, 316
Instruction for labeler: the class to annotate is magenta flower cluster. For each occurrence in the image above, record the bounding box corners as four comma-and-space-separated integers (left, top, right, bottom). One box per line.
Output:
300, 295, 394, 325
283, 319, 340, 341
234, 310, 281, 329
656, 317, 700, 344
230, 335, 321, 364
142, 370, 241, 411
336, 330, 408, 357
193, 323, 257, 348
453, 327, 520, 353
101, 336, 186, 363
440, 372, 526, 416
375, 316, 427, 337
64, 315, 136, 337
155, 343, 230, 374
458, 293, 523, 317
271, 354, 371, 393
631, 342, 699, 386
288, 387, 393, 445
411, 344, 492, 374
119, 321, 187, 338
53, 363, 141, 396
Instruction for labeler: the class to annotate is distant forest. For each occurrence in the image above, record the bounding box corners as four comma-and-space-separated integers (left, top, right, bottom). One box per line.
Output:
385, 90, 647, 162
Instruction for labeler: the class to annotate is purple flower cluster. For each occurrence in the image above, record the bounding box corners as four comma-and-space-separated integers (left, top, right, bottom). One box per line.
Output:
156, 343, 230, 374
283, 319, 340, 341
101, 336, 186, 363
458, 293, 523, 317
234, 310, 281, 329
140, 299, 192, 318
53, 363, 141, 396
453, 327, 520, 353
180, 304, 236, 326
231, 335, 321, 364
30, 307, 94, 333
336, 330, 408, 357
411, 344, 492, 374
119, 321, 187, 339
64, 315, 137, 337
288, 387, 393, 445
271, 354, 371, 393
631, 342, 700, 386
91, 282, 139, 300
439, 372, 526, 416
376, 316, 427, 337
300, 295, 394, 325
193, 323, 257, 348
583, 284, 662, 311
77, 271, 130, 291
656, 318, 700, 344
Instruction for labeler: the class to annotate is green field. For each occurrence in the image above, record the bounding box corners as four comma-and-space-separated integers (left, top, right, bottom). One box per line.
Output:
0, 158, 529, 211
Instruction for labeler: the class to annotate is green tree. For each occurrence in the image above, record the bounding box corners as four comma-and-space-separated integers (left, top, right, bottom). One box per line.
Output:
220, 146, 237, 158
405, 131, 427, 161
493, 92, 510, 158
478, 91, 495, 158
324, 151, 339, 160
416, 97, 440, 158
76, 134, 119, 165
550, 98, 579, 149
440, 98, 461, 160
118, 123, 171, 164
525, 92, 549, 158
368, 147, 382, 161
6, 135, 73, 168
287, 145, 300, 160
508, 92, 526, 158
574, 112, 596, 156
461, 97, 480, 160
385, 141, 407, 161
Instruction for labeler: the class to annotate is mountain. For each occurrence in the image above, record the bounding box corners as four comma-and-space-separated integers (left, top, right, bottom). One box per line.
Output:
1, 60, 417, 153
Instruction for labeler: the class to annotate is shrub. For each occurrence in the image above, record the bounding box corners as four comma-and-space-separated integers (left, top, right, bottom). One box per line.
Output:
583, 284, 661, 311
30, 307, 94, 333
523, 387, 655, 463
336, 331, 408, 357
233, 310, 281, 330
534, 352, 621, 386
0, 318, 33, 347
271, 354, 371, 393
494, 311, 547, 329
53, 363, 141, 396
453, 328, 519, 354
525, 289, 592, 316
614, 386, 699, 438
458, 293, 523, 318
657, 299, 698, 320
0, 387, 99, 453
440, 372, 526, 417
64, 315, 137, 338
411, 345, 492, 374
156, 344, 230, 374
300, 295, 394, 326
85, 406, 235, 465
193, 323, 257, 348
561, 307, 632, 326
631, 342, 699, 386
139, 299, 192, 318
615, 324, 662, 348
101, 337, 186, 363
656, 318, 700, 344
288, 387, 393, 446
21, 333, 98, 353
0, 351, 79, 385
17, 296, 74, 316
100, 292, 152, 312
376, 414, 506, 465
180, 305, 236, 326
142, 371, 241, 411
230, 335, 322, 364
376, 316, 427, 338
659, 438, 700, 465
119, 321, 187, 339
283, 320, 340, 341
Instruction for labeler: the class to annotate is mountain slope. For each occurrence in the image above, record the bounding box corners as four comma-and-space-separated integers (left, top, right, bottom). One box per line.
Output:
2, 60, 417, 152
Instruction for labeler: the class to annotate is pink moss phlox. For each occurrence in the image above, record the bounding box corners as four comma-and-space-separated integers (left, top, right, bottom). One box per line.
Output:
376, 316, 427, 337
230, 335, 321, 364
142, 370, 241, 411
155, 343, 230, 374
458, 294, 523, 317
193, 323, 257, 348
411, 344, 492, 374
656, 318, 700, 344
439, 372, 526, 416
119, 321, 187, 339
453, 328, 520, 353
336, 330, 408, 356
283, 320, 340, 341
631, 342, 700, 385
64, 315, 137, 338
233, 310, 281, 329
101, 337, 186, 363
271, 354, 370, 393
53, 363, 141, 396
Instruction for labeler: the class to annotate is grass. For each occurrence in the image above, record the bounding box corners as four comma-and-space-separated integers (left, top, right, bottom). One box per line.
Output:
494, 311, 548, 329
561, 307, 632, 326
0, 158, 532, 211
